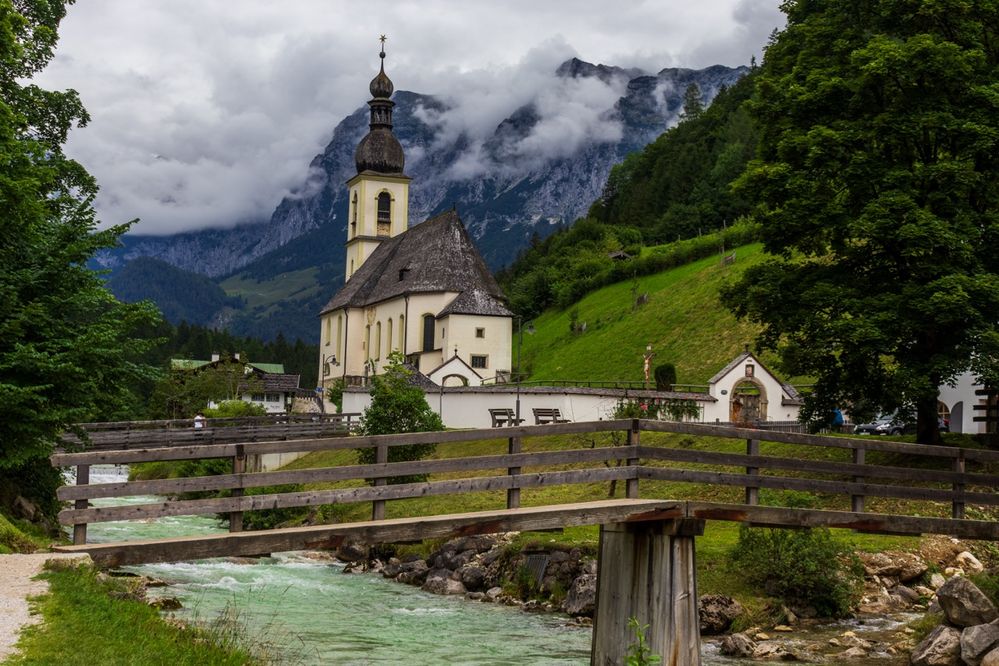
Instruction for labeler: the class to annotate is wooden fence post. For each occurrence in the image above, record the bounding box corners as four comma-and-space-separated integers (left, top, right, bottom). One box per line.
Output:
745, 439, 759, 505
507, 436, 521, 509
73, 464, 90, 545
372, 443, 388, 520
953, 452, 966, 520
851, 446, 866, 513
230, 445, 245, 533
625, 420, 640, 499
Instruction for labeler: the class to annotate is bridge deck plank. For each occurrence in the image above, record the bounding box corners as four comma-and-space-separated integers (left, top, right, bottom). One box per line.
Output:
52, 499, 685, 567
53, 500, 999, 568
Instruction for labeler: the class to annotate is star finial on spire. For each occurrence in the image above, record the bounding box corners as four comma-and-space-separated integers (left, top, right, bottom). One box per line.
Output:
379, 34, 387, 59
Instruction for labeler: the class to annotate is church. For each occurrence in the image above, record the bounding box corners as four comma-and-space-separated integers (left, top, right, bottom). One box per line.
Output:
318, 46, 513, 391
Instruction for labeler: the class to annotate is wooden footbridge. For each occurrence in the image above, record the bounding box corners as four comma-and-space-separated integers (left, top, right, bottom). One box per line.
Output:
52, 418, 999, 665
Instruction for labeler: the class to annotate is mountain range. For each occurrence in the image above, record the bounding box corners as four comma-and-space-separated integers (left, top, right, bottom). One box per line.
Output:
97, 58, 748, 343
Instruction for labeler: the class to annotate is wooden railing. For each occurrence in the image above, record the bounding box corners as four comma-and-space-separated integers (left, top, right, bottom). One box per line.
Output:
59, 414, 361, 451
53, 419, 999, 546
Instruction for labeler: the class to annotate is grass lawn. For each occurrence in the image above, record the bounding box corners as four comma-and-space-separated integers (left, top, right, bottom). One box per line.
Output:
10, 562, 258, 665
519, 243, 779, 385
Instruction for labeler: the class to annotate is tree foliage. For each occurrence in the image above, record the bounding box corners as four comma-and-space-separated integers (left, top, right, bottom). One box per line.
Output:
148, 357, 264, 419
722, 0, 999, 442
358, 352, 444, 483
0, 0, 161, 514
499, 72, 760, 318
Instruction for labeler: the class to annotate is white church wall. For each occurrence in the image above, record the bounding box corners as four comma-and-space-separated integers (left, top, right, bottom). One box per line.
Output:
708, 356, 800, 422
441, 313, 512, 380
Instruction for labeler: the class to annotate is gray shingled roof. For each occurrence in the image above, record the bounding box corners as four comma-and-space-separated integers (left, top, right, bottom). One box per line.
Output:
437, 289, 513, 318
242, 373, 300, 392
320, 210, 506, 314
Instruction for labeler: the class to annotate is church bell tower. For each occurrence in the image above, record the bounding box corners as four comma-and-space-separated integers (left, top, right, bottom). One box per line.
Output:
344, 37, 411, 281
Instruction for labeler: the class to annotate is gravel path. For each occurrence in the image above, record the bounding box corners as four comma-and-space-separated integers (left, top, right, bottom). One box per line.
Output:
0, 553, 90, 661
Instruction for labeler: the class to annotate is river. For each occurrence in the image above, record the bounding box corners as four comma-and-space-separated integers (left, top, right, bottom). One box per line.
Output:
79, 465, 909, 665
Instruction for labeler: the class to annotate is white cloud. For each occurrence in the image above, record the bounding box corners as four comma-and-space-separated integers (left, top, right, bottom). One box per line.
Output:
35, 0, 783, 235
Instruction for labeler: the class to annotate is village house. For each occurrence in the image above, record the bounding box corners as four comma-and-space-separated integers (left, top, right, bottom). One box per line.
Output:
171, 354, 300, 414
317, 48, 513, 391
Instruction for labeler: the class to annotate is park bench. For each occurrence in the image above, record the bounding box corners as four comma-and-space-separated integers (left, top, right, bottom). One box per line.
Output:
489, 408, 524, 427
533, 408, 570, 425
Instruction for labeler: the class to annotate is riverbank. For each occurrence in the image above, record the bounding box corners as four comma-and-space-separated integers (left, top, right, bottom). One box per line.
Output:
5, 558, 260, 666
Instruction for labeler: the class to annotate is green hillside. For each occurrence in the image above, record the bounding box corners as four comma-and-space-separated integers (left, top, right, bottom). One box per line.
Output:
520, 243, 769, 385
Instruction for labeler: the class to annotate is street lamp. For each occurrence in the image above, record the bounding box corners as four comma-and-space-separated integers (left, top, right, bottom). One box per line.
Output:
515, 317, 535, 425
322, 353, 338, 378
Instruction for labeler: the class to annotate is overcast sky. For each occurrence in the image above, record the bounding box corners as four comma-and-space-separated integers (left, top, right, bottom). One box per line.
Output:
36, 0, 784, 236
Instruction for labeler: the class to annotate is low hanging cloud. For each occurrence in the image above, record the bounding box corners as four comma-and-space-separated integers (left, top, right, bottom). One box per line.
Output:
36, 0, 783, 236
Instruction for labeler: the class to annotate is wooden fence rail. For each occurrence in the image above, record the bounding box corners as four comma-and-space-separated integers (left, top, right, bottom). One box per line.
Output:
53, 419, 999, 545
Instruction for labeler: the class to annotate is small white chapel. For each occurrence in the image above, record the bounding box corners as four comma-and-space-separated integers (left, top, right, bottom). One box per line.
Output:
317, 44, 513, 391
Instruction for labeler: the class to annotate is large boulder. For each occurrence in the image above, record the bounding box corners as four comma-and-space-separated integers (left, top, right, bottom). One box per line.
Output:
937, 577, 999, 627
857, 551, 928, 583
910, 626, 962, 666
422, 569, 465, 596
698, 594, 744, 635
395, 559, 429, 585
963, 622, 999, 666
459, 565, 488, 592
720, 633, 756, 658
561, 574, 597, 617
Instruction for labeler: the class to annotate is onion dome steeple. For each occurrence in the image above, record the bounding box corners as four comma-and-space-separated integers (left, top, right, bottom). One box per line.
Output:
355, 36, 405, 175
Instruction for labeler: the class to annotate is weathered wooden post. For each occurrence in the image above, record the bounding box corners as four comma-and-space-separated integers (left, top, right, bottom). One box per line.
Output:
953, 452, 966, 520
230, 445, 245, 533
507, 435, 521, 509
745, 438, 759, 505
625, 419, 640, 499
591, 518, 705, 665
851, 445, 866, 513
73, 464, 90, 545
372, 442, 388, 520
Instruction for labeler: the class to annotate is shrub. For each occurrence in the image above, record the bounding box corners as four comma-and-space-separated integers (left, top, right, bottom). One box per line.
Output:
358, 352, 444, 484
730, 526, 861, 617
204, 400, 267, 418
654, 363, 677, 390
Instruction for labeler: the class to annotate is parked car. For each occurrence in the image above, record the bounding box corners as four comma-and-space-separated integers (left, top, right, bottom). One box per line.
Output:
854, 414, 949, 436
854, 415, 898, 435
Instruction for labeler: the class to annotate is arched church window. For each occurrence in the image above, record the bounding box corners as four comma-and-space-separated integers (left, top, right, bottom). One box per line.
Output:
377, 192, 391, 237
422, 314, 435, 352
386, 318, 393, 354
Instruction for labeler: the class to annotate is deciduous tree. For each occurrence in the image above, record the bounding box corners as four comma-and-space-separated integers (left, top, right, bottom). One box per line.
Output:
722, 0, 999, 443
0, 0, 160, 515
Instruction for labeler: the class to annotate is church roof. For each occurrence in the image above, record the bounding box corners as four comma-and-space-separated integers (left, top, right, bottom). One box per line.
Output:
320, 209, 507, 314
437, 289, 513, 318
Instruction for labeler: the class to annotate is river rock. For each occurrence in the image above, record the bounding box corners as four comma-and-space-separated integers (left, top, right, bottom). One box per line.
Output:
858, 551, 928, 583
720, 633, 756, 658
962, 622, 999, 666
485, 586, 503, 602
698, 594, 744, 635
911, 625, 963, 666
937, 577, 999, 627
459, 565, 488, 592
982, 646, 999, 666
752, 641, 802, 661
149, 596, 183, 610
839, 646, 869, 659
956, 552, 985, 574
335, 541, 369, 563
562, 573, 596, 617
896, 585, 922, 605
395, 559, 429, 585
931, 574, 948, 589
422, 571, 466, 596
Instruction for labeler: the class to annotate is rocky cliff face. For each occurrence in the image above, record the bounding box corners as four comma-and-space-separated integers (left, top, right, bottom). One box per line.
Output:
101, 59, 747, 341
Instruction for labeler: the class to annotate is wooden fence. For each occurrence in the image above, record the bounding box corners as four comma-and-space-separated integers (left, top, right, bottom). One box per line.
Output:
59, 413, 361, 452
52, 419, 999, 547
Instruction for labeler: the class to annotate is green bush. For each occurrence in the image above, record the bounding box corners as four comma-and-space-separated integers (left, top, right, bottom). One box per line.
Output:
653, 363, 677, 391
357, 352, 444, 484
730, 526, 861, 617
204, 400, 267, 418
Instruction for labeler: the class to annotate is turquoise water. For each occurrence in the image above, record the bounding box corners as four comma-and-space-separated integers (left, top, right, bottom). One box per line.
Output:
78, 466, 906, 665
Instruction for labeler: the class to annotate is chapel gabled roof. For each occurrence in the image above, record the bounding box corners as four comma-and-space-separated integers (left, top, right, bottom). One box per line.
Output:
437, 289, 513, 318
320, 209, 506, 314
